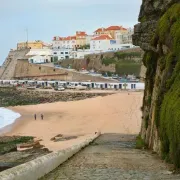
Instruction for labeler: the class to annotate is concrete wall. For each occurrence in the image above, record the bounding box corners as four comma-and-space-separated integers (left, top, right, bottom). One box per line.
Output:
0, 133, 100, 180
14, 60, 114, 82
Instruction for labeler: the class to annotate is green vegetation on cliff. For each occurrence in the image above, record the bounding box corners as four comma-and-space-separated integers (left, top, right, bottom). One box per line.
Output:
160, 67, 180, 166
157, 3, 180, 167
102, 52, 142, 76
136, 135, 146, 149
142, 3, 180, 168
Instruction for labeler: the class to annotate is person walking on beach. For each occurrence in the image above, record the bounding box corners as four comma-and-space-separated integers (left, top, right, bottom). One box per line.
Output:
41, 114, 44, 120
34, 114, 36, 120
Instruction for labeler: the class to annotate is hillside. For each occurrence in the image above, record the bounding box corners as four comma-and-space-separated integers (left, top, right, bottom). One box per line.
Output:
133, 1, 180, 168
60, 48, 145, 77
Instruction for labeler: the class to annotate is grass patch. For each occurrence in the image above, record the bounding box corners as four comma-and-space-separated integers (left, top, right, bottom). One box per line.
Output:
0, 136, 33, 155
136, 135, 146, 149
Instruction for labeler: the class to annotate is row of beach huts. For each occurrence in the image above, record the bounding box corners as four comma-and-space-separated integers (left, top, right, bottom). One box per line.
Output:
0, 80, 145, 90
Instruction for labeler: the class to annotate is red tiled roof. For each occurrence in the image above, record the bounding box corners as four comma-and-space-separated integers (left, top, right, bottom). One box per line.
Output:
76, 31, 87, 36
122, 28, 127, 30
92, 35, 113, 40
94, 28, 105, 33
94, 26, 128, 33
106, 26, 123, 31
53, 36, 63, 41
63, 36, 76, 40
53, 36, 76, 41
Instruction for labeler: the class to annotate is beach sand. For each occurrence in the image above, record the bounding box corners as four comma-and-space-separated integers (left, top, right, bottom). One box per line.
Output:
6, 92, 143, 151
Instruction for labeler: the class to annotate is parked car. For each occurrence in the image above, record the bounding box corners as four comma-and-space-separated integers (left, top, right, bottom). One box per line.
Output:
54, 85, 65, 91
26, 86, 36, 90
66, 84, 76, 89
36, 84, 41, 88
75, 85, 87, 90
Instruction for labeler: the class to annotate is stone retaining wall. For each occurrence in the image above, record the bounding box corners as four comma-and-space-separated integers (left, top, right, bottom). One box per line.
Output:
14, 60, 115, 82
0, 133, 100, 180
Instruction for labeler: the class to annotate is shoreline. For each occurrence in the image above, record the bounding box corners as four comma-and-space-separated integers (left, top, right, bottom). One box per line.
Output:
1, 92, 143, 151
0, 108, 21, 135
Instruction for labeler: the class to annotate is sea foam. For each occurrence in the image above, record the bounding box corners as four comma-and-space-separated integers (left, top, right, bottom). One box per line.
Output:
0, 107, 21, 130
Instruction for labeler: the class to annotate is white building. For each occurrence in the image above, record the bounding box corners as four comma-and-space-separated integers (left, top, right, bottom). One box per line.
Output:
53, 49, 73, 60
28, 55, 51, 64
71, 50, 93, 59
53, 36, 77, 49
26, 49, 53, 63
115, 28, 133, 44
26, 48, 52, 56
85, 35, 94, 45
90, 35, 134, 52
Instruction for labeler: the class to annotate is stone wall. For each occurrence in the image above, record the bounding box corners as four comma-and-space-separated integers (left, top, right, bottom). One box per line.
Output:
14, 60, 115, 82
0, 133, 100, 180
1, 48, 145, 81
0, 49, 30, 80
60, 48, 145, 77
133, 1, 180, 168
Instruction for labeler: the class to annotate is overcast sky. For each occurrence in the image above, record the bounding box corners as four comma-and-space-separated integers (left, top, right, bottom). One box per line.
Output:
0, 0, 142, 64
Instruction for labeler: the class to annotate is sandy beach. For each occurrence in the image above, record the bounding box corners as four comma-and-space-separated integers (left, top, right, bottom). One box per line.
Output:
6, 92, 143, 151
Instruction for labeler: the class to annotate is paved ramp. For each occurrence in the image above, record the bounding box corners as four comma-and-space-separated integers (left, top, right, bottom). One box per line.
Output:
41, 134, 180, 180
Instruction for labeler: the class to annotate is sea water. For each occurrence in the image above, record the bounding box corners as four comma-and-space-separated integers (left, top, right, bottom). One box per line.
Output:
0, 108, 21, 130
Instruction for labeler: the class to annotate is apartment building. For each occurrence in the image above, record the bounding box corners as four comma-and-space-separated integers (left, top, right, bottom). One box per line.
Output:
90, 34, 134, 52
53, 36, 77, 50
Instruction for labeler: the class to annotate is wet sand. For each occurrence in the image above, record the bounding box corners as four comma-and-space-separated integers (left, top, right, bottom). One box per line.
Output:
5, 92, 143, 151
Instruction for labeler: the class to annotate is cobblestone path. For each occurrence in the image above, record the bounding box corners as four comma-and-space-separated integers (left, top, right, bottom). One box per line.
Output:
41, 134, 180, 180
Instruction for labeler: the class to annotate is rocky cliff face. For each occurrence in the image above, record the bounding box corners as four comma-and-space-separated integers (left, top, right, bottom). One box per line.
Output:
133, 1, 180, 168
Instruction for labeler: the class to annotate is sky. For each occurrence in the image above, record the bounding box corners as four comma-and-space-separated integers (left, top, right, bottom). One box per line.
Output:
0, 0, 142, 65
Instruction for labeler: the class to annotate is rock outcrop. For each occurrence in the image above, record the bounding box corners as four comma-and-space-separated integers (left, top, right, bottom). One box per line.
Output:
0, 87, 111, 107
133, 1, 180, 168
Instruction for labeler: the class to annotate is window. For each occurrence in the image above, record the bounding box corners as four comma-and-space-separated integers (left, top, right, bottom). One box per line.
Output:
54, 52, 57, 54
61, 52, 64, 54
65, 52, 68, 54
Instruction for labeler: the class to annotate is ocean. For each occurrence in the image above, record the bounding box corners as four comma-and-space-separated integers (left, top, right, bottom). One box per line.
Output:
0, 108, 21, 130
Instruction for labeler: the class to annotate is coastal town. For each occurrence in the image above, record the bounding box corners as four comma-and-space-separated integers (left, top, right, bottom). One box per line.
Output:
0, 0, 179, 179
0, 24, 145, 91
17, 25, 134, 62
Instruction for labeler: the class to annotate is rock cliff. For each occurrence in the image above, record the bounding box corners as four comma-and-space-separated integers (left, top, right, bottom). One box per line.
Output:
133, 1, 180, 168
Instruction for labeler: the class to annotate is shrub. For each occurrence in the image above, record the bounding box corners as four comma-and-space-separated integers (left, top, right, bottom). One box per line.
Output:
136, 135, 146, 149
